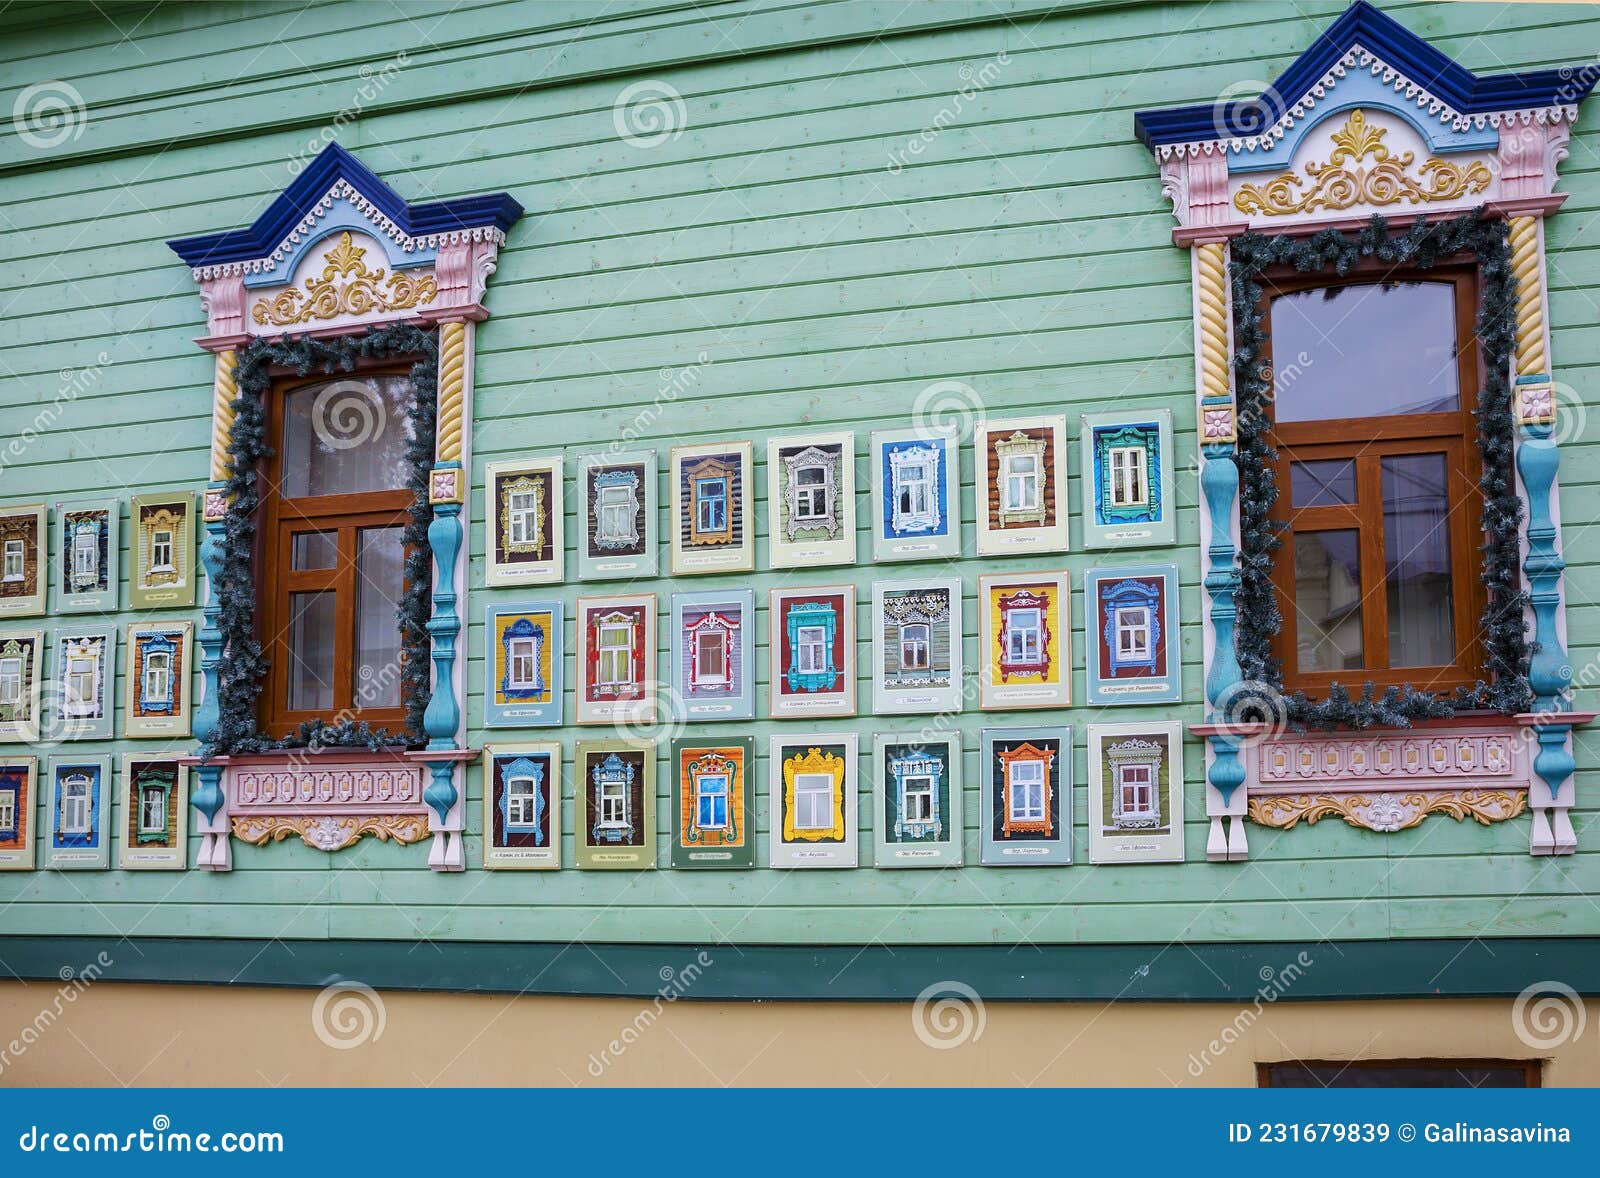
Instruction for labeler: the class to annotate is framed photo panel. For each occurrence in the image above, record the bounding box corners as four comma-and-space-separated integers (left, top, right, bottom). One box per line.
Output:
55, 498, 119, 613
1079, 408, 1176, 549
872, 732, 963, 869
0, 503, 47, 618
768, 585, 855, 719
129, 491, 196, 609
484, 601, 563, 727
44, 753, 111, 870
118, 754, 188, 870
978, 572, 1070, 710
482, 742, 562, 870
1083, 564, 1182, 706
0, 757, 37, 870
871, 426, 960, 562
575, 447, 657, 581
974, 415, 1067, 555
670, 589, 755, 722
871, 576, 963, 715
1088, 721, 1185, 864
124, 620, 193, 739
980, 726, 1072, 866
670, 736, 755, 869
0, 628, 44, 743
574, 739, 655, 870
53, 626, 116, 741
485, 456, 564, 586
575, 594, 656, 726
769, 733, 857, 869
669, 440, 753, 575
767, 431, 855, 568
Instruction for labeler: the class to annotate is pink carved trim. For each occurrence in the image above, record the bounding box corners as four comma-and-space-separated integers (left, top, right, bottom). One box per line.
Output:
1497, 122, 1571, 201
1187, 151, 1231, 228
224, 750, 428, 817
199, 275, 246, 337
1172, 222, 1250, 247
1483, 193, 1568, 220
1242, 723, 1529, 797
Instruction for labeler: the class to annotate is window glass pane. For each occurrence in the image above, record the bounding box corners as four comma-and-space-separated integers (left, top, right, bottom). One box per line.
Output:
291, 531, 338, 570
287, 590, 336, 711
355, 527, 404, 709
280, 375, 414, 497
1272, 282, 1460, 422
1290, 459, 1357, 508
1293, 531, 1364, 673
1383, 454, 1455, 668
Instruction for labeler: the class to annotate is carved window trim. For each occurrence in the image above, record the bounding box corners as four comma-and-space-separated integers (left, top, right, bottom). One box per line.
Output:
1107, 738, 1164, 829
995, 431, 1047, 525
888, 444, 940, 534
782, 445, 840, 539
592, 469, 641, 550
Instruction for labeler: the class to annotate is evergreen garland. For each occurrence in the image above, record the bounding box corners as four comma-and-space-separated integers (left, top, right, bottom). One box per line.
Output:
1229, 210, 1532, 730
204, 323, 438, 756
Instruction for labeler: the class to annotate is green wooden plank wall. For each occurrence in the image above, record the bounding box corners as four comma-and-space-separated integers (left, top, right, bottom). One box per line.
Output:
0, 0, 1596, 946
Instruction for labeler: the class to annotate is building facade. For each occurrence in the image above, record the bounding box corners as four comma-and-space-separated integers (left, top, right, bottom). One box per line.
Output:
0, 0, 1597, 1085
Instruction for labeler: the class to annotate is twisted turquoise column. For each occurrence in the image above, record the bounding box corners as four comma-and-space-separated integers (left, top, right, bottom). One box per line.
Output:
1516, 405, 1575, 854
192, 504, 227, 817
423, 482, 463, 826
1201, 443, 1247, 859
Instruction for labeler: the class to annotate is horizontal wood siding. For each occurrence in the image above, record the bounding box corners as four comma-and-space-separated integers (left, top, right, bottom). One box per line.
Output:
0, 1, 1597, 946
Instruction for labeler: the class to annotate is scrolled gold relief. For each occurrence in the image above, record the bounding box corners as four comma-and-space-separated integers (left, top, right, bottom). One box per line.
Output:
231, 812, 429, 851
1233, 109, 1491, 218
1247, 789, 1526, 834
251, 231, 437, 326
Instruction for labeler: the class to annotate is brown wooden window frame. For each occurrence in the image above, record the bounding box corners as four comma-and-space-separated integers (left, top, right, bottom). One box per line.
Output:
256, 363, 415, 739
1262, 259, 1487, 700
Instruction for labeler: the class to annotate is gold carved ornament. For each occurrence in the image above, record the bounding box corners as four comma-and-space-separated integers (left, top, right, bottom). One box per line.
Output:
232, 813, 429, 851
1247, 789, 1526, 834
1233, 109, 1491, 218
252, 231, 438, 326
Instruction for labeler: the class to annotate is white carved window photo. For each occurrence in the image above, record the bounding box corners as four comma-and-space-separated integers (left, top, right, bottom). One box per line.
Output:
506, 776, 540, 826
596, 485, 636, 545
899, 623, 930, 671
1118, 764, 1154, 822
597, 621, 634, 687
508, 637, 539, 689
696, 773, 729, 830
507, 489, 540, 547
793, 772, 834, 830
143, 651, 172, 705
694, 629, 728, 684
991, 429, 1050, 529
1008, 761, 1045, 822
0, 657, 21, 705
1108, 445, 1148, 508
2, 540, 22, 582
72, 530, 98, 582
0, 791, 13, 831
140, 785, 166, 834
598, 773, 628, 828
61, 775, 91, 834
65, 654, 97, 716
797, 625, 827, 674
794, 465, 828, 521
150, 529, 174, 573
1116, 606, 1151, 661
695, 477, 727, 533
902, 773, 934, 823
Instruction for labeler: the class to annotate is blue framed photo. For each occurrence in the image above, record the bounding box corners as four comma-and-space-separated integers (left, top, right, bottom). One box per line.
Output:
44, 753, 111, 871
871, 426, 960, 561
1083, 563, 1182, 705
484, 601, 563, 727
1079, 408, 1175, 549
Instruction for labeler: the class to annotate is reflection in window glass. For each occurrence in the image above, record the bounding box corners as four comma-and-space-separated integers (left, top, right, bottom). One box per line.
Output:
1293, 531, 1364, 673
1272, 283, 1460, 423
355, 527, 404, 709
280, 376, 415, 497
291, 531, 338, 570
1383, 454, 1454, 667
287, 591, 336, 711
1290, 460, 1357, 508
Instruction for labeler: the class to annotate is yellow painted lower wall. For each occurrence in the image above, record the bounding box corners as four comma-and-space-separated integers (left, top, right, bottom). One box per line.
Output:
0, 983, 1591, 1086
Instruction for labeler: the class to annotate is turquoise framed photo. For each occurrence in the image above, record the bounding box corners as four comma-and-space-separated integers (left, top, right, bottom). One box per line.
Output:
872, 731, 962, 869
52, 625, 116, 741
871, 426, 960, 562
483, 601, 563, 727
574, 447, 657, 581
1079, 408, 1176, 549
44, 753, 112, 871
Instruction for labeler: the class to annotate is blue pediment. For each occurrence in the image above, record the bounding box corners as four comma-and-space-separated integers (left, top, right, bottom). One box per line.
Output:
168, 142, 523, 275
1134, 1, 1596, 158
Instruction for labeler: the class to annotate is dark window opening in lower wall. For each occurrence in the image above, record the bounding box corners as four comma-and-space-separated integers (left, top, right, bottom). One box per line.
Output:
1258, 1060, 1540, 1088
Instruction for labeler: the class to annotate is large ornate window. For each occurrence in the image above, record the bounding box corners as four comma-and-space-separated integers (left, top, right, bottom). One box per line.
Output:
258, 371, 413, 736
1263, 268, 1483, 698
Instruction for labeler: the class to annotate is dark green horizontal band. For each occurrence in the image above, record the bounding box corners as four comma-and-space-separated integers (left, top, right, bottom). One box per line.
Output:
3, 937, 1597, 1001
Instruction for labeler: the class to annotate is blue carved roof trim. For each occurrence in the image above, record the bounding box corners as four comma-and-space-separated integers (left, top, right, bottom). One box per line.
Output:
1133, 1, 1597, 154
167, 142, 523, 270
